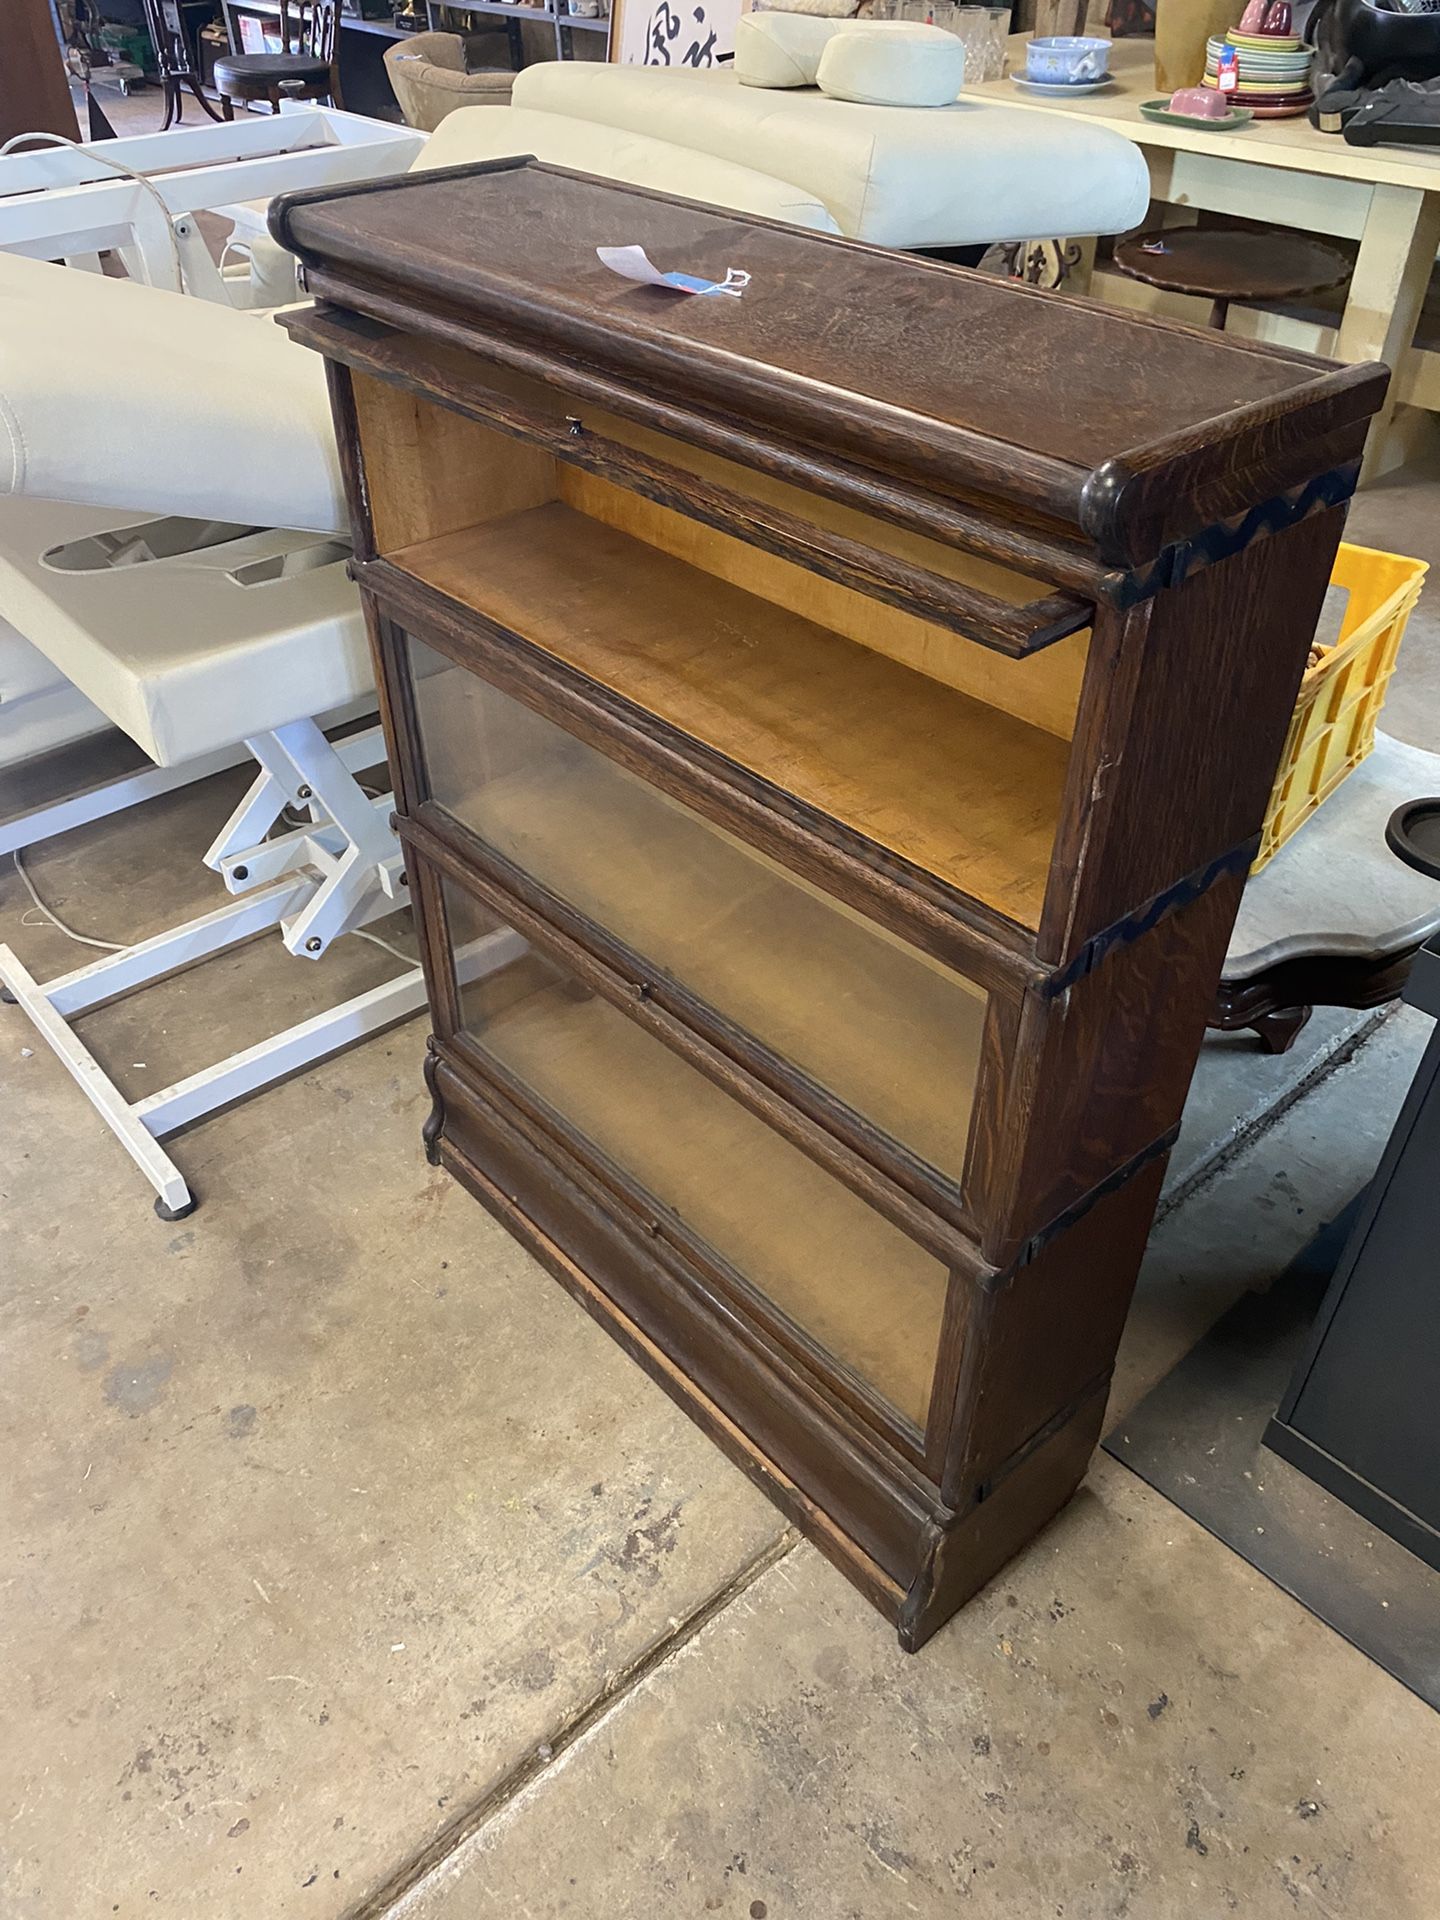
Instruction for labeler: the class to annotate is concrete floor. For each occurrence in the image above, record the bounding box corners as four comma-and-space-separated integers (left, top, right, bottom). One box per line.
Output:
4, 472, 1440, 1914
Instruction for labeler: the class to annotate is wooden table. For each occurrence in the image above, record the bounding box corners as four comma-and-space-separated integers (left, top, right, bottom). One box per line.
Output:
965, 36, 1440, 478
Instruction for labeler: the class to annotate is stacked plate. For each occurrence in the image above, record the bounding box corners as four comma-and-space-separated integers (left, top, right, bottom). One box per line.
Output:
1203, 30, 1314, 118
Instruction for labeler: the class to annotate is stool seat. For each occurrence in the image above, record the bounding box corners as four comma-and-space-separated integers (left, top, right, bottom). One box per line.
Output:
212, 51, 331, 88
1113, 227, 1351, 330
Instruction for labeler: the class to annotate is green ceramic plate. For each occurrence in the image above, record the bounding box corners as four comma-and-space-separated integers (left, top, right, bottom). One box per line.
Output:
1139, 98, 1255, 129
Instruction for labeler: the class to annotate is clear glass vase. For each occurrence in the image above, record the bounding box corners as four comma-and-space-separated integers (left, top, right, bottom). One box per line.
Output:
866, 0, 1014, 82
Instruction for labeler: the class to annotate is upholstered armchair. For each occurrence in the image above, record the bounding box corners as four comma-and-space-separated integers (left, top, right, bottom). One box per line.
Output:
383, 31, 514, 131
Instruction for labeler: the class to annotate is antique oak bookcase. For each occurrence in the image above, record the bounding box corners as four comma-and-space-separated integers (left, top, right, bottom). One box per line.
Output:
274, 161, 1386, 1648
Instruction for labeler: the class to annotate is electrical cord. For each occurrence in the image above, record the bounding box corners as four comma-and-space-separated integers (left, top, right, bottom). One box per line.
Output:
10, 850, 125, 952
0, 129, 186, 292
349, 927, 417, 968
11, 850, 417, 967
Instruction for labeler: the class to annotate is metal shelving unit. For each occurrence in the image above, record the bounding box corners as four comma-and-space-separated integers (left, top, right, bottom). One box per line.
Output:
425, 0, 611, 64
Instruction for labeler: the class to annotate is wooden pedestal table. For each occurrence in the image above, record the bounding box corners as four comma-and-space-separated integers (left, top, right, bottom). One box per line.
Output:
272, 159, 1387, 1646
1112, 226, 1352, 333
964, 34, 1440, 481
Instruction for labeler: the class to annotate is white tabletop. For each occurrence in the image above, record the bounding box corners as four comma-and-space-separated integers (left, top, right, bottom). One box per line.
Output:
965, 36, 1440, 196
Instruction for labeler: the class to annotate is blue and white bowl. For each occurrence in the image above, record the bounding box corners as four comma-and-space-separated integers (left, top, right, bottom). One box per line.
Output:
1025, 34, 1112, 83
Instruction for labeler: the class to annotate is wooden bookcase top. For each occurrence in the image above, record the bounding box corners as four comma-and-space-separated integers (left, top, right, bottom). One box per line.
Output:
272, 157, 1386, 568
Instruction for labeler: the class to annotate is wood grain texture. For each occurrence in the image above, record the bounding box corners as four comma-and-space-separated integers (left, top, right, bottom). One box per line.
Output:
331, 315, 1094, 736
1043, 506, 1349, 967
362, 561, 1044, 999
290, 161, 1388, 1646
936, 1159, 1167, 1510
973, 870, 1247, 1264
351, 369, 556, 551
561, 463, 1091, 723
272, 159, 1387, 559
285, 302, 1121, 606
900, 1377, 1111, 1652
394, 506, 1069, 933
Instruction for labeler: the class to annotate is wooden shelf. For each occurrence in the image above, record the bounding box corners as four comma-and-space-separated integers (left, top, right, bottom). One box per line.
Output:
436, 0, 611, 29
433, 739, 987, 1187
395, 504, 1069, 934
456, 950, 950, 1427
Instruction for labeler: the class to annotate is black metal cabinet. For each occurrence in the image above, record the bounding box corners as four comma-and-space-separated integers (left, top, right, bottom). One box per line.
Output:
1267, 940, 1440, 1570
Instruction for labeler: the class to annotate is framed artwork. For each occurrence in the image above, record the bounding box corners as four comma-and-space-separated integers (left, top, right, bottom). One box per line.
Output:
611, 0, 750, 66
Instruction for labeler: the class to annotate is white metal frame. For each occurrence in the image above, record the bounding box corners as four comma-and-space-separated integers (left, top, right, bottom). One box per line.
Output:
0, 719, 453, 1220
0, 741, 252, 861
0, 108, 424, 304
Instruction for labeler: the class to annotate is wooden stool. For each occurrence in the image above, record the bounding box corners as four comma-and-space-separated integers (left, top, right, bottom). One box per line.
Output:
1113, 227, 1352, 331
213, 0, 342, 117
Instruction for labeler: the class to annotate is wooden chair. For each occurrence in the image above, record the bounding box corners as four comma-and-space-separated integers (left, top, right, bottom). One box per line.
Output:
213, 0, 343, 118
140, 0, 224, 130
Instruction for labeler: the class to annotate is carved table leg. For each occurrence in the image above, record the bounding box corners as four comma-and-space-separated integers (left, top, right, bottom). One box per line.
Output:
421, 1036, 445, 1167
1252, 1004, 1314, 1055
1210, 946, 1423, 1052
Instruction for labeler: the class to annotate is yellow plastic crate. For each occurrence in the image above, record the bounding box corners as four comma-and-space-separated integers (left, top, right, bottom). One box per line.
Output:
1253, 541, 1428, 872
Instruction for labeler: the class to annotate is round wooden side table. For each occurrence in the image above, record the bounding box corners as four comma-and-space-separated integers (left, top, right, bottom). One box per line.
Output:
1113, 228, 1352, 331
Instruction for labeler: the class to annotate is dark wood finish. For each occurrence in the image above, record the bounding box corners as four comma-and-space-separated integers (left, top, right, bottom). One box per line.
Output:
976, 872, 1245, 1264
279, 162, 1387, 1647
286, 305, 1122, 607
141, 0, 224, 129
286, 314, 1091, 658
405, 797, 982, 1240
323, 360, 376, 563
1113, 228, 1352, 333
215, 0, 342, 114
1, 0, 80, 146
271, 160, 1385, 565
1209, 942, 1424, 1050
1041, 509, 1348, 971
407, 811, 974, 1276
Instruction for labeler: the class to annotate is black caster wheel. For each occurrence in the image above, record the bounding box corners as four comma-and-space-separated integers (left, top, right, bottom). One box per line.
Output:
155, 1192, 199, 1222
0, 984, 16, 1004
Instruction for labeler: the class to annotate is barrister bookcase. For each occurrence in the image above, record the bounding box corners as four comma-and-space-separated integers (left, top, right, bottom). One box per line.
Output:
274, 160, 1387, 1648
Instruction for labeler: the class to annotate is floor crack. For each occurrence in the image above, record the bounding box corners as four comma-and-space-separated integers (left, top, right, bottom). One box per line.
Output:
346, 1526, 800, 1920
1155, 1005, 1392, 1226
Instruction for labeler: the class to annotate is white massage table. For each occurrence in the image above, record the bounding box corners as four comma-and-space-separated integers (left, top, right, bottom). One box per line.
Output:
0, 251, 426, 1218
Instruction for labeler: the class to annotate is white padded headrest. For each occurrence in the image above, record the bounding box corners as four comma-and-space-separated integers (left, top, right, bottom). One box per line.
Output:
817, 25, 965, 106
0, 251, 346, 534
734, 12, 959, 94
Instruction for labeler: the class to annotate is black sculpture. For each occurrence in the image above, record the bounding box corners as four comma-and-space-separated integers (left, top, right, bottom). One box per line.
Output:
1310, 0, 1440, 140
